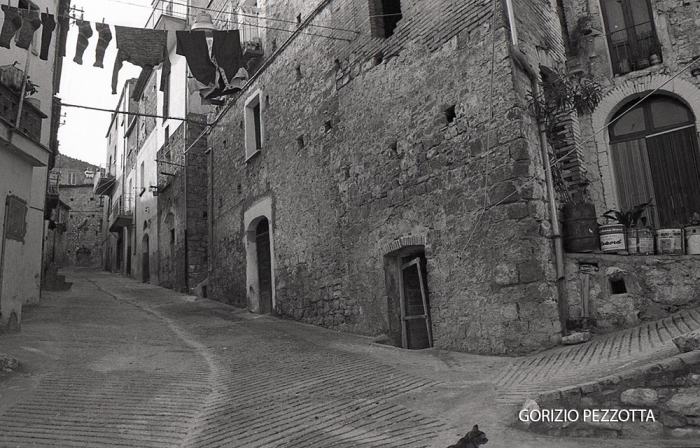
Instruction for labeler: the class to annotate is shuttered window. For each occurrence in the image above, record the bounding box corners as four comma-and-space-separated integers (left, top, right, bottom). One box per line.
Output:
610, 95, 700, 227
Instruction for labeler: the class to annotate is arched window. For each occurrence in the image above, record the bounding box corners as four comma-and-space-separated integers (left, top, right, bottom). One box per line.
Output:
610, 95, 700, 227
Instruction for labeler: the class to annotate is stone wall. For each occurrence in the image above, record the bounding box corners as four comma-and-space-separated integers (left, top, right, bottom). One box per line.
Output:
531, 351, 700, 439
206, 0, 567, 354
564, 254, 700, 333
58, 186, 104, 268
156, 118, 208, 292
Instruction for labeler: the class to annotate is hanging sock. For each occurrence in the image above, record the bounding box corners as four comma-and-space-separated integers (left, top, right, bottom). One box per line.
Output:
57, 0, 70, 57
73, 20, 93, 65
39, 13, 56, 61
94, 23, 112, 68
0, 6, 22, 49
112, 26, 169, 94
16, 8, 41, 50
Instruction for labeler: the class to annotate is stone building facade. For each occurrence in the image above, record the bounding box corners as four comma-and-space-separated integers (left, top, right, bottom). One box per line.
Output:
46, 154, 104, 268
554, 0, 700, 332
203, 0, 571, 354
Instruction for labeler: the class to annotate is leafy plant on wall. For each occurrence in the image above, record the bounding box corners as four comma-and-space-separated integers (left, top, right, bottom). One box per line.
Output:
526, 69, 603, 202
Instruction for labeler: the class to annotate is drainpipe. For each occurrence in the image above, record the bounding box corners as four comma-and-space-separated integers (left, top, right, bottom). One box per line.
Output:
504, 0, 565, 281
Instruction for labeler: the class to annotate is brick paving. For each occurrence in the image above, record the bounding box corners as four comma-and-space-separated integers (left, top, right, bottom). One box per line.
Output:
494, 309, 700, 405
1, 269, 699, 448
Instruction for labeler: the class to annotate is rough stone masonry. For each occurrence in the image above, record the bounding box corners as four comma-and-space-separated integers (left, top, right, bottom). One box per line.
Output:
207, 0, 568, 354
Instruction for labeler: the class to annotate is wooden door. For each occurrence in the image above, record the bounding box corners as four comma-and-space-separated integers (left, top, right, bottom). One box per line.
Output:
255, 219, 272, 314
399, 256, 433, 349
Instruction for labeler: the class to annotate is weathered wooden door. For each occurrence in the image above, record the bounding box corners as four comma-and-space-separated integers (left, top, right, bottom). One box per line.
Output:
142, 235, 150, 283
255, 219, 272, 314
399, 256, 433, 349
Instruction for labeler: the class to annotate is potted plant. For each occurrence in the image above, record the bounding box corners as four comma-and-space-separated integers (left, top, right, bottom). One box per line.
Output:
648, 39, 663, 66
685, 213, 700, 255
618, 56, 632, 75
633, 42, 650, 70
602, 200, 654, 254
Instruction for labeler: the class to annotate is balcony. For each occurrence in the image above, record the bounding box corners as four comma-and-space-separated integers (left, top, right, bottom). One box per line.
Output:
108, 194, 133, 232
0, 65, 47, 143
45, 170, 60, 217
145, 0, 189, 29
93, 164, 116, 196
607, 22, 662, 76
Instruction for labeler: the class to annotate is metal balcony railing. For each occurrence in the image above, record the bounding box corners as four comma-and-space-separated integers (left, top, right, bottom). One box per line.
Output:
209, 2, 262, 45
47, 170, 60, 195
145, 0, 190, 29
606, 20, 662, 75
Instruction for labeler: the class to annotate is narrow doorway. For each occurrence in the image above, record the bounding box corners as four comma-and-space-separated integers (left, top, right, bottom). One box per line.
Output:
142, 234, 150, 283
255, 218, 272, 314
399, 253, 433, 349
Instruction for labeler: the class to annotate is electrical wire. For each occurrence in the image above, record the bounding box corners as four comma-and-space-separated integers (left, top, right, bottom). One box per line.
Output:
459, 0, 496, 257
61, 102, 208, 124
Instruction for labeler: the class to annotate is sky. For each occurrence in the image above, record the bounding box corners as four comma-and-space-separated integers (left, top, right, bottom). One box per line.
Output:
57, 0, 155, 166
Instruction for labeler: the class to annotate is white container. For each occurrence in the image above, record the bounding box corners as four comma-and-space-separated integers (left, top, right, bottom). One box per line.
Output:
599, 224, 626, 253
685, 226, 700, 255
655, 229, 683, 255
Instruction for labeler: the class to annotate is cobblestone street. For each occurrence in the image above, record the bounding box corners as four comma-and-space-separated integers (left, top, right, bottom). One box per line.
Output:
0, 269, 698, 447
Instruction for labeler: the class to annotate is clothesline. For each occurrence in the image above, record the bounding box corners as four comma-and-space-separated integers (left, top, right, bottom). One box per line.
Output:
61, 102, 208, 124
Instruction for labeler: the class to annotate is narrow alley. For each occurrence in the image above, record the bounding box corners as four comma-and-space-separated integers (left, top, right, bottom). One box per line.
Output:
0, 269, 697, 447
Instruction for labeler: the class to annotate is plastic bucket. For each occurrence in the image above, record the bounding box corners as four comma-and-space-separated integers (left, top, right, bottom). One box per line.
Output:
685, 226, 700, 255
562, 203, 599, 253
599, 224, 626, 253
655, 229, 683, 255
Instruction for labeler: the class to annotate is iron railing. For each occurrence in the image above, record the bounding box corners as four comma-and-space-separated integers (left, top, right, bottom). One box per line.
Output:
145, 0, 190, 29
606, 20, 661, 75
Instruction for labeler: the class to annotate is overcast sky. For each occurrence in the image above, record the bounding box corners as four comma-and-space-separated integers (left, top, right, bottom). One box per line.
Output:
57, 0, 154, 166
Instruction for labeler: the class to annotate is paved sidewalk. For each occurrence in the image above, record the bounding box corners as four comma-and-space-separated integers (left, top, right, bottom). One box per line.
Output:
0, 269, 698, 447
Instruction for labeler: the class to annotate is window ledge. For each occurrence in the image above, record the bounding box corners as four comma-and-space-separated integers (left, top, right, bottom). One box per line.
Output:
245, 149, 262, 163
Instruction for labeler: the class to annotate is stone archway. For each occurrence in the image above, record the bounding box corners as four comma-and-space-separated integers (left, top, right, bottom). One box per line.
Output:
243, 197, 275, 314
591, 75, 700, 212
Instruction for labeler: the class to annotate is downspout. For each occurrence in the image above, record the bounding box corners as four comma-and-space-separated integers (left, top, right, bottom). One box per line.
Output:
504, 0, 565, 281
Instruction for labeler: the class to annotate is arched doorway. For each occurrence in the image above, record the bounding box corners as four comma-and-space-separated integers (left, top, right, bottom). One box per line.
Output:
609, 95, 700, 227
255, 218, 272, 314
142, 234, 150, 283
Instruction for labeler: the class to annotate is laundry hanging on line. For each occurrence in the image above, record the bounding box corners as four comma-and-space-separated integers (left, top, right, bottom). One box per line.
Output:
73, 19, 92, 65
112, 25, 170, 95
39, 12, 56, 60
176, 29, 248, 100
0, 5, 42, 50
94, 22, 112, 68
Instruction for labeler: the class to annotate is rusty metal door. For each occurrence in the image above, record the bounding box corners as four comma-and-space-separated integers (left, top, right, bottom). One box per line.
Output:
255, 219, 272, 314
399, 256, 433, 349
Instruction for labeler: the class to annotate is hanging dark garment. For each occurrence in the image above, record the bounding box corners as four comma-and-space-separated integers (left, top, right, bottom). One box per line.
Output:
0, 6, 22, 49
16, 8, 41, 49
175, 30, 216, 87
211, 31, 243, 90
206, 30, 246, 98
73, 20, 93, 65
112, 26, 170, 94
94, 23, 112, 68
57, 0, 70, 57
39, 13, 55, 60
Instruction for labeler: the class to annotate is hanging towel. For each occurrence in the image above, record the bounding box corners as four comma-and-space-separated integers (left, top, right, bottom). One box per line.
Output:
15, 8, 41, 50
0, 6, 22, 49
94, 23, 112, 68
176, 31, 216, 88
73, 20, 93, 65
39, 13, 55, 60
112, 26, 170, 95
57, 0, 70, 57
